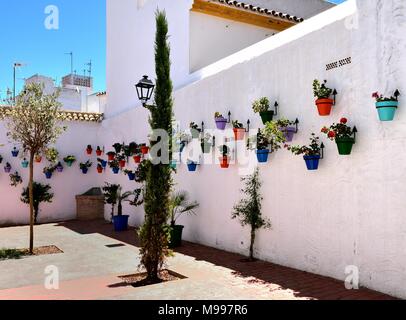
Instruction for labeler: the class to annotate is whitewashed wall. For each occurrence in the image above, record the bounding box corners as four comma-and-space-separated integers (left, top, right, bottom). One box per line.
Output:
103, 0, 406, 299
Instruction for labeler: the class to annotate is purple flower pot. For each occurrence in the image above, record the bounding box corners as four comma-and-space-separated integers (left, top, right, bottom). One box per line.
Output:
4, 166, 11, 173
283, 127, 296, 142
56, 166, 63, 173
215, 117, 227, 130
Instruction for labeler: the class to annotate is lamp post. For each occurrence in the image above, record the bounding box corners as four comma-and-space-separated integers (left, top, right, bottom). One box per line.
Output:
135, 75, 155, 106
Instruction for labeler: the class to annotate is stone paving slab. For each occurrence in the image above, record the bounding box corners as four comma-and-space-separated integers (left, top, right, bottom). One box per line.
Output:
0, 220, 396, 300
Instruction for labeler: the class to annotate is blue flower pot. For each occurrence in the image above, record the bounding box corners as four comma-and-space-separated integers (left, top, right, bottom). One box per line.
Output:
128, 172, 136, 181
81, 168, 88, 174
101, 160, 107, 168
187, 162, 197, 172
376, 101, 398, 121
21, 161, 29, 168
303, 155, 321, 171
170, 160, 177, 170
45, 172, 52, 179
112, 167, 120, 174
113, 215, 129, 232
256, 149, 270, 163
11, 150, 19, 157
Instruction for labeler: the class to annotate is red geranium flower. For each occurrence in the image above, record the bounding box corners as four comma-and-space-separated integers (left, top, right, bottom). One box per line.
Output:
321, 127, 329, 134
372, 92, 379, 99
328, 131, 336, 138
340, 118, 348, 124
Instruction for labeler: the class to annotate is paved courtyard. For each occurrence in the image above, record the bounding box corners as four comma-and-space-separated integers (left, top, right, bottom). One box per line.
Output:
0, 220, 395, 300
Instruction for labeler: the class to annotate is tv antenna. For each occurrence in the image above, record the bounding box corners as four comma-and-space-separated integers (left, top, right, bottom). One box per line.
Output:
65, 52, 74, 74
86, 60, 92, 78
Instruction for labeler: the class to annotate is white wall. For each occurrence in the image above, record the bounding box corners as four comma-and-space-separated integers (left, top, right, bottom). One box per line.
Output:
190, 12, 276, 72
103, 0, 406, 299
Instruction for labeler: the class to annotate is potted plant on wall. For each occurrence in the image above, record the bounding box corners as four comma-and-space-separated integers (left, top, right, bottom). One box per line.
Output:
232, 120, 246, 141
96, 146, 103, 156
117, 154, 126, 168
43, 165, 55, 179
140, 143, 149, 155
168, 190, 199, 248
286, 133, 324, 170
313, 79, 336, 116
4, 162, 12, 173
107, 151, 116, 161
214, 112, 228, 130
276, 118, 299, 142
56, 162, 63, 172
34, 154, 42, 163
218, 144, 230, 168
253, 130, 272, 163
97, 158, 107, 169
0, 155, 3, 164
79, 160, 92, 174
201, 133, 213, 154
63, 155, 76, 167
86, 145, 93, 155
321, 118, 357, 155
252, 97, 275, 124
46, 147, 59, 164
189, 122, 201, 139
187, 159, 198, 172
112, 143, 122, 154
97, 164, 103, 174
124, 169, 136, 181
21, 158, 29, 168
109, 159, 120, 174
372, 90, 400, 121
11, 147, 19, 157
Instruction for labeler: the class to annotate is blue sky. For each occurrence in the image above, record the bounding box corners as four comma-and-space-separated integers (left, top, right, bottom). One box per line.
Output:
0, 0, 105, 100
0, 0, 346, 101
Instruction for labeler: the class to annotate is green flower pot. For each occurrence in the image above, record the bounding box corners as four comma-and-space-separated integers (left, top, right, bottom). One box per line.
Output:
169, 225, 184, 248
259, 111, 274, 124
201, 142, 212, 154
335, 137, 355, 155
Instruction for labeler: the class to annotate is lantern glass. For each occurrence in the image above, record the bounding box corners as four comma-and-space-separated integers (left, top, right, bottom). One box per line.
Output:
135, 75, 155, 104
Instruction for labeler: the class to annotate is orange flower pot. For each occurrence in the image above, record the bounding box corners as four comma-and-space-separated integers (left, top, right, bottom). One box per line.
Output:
233, 128, 245, 141
35, 156, 42, 163
133, 155, 141, 164
315, 98, 334, 116
219, 156, 230, 169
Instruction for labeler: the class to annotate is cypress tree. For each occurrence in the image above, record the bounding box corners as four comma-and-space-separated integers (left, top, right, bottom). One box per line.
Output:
139, 10, 173, 282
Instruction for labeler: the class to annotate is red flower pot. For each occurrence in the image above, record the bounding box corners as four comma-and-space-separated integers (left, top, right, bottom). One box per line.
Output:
233, 128, 245, 141
219, 156, 230, 169
119, 160, 126, 168
133, 155, 141, 164
107, 153, 116, 161
35, 156, 42, 163
86, 148, 93, 155
97, 167, 103, 173
141, 146, 149, 155
315, 98, 334, 116
96, 150, 102, 156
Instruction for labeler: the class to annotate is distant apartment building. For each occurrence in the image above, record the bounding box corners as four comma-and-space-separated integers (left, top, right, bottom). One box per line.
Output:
24, 73, 105, 114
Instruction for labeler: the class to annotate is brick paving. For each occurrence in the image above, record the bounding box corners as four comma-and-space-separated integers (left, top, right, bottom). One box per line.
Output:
55, 220, 395, 300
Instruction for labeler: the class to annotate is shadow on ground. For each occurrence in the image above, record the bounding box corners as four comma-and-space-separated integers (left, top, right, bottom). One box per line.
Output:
56, 219, 395, 300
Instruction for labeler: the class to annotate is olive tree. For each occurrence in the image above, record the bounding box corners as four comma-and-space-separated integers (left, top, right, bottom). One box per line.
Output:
4, 83, 66, 253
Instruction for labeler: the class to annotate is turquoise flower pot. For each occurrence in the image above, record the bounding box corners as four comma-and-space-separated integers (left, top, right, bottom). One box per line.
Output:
376, 101, 398, 121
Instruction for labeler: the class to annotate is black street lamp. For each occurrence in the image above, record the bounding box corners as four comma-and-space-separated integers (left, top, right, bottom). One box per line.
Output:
135, 75, 155, 106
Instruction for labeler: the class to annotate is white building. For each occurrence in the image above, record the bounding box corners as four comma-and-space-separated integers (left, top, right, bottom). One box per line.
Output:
24, 74, 106, 113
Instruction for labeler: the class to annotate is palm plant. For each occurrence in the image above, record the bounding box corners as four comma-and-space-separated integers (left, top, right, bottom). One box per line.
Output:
21, 182, 53, 224
102, 183, 120, 222
169, 191, 199, 226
